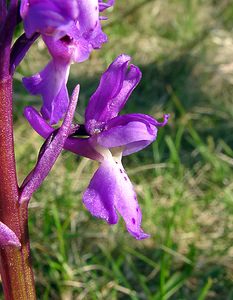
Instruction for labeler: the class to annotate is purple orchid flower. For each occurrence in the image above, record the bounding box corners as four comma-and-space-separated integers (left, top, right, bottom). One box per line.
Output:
21, 0, 114, 125
24, 55, 169, 239
0, 222, 21, 248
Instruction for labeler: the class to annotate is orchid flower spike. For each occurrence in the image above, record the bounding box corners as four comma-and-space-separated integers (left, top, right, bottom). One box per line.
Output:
20, 0, 114, 125
25, 54, 169, 239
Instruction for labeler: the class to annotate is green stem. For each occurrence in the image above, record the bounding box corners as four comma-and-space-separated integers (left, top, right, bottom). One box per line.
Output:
0, 77, 36, 300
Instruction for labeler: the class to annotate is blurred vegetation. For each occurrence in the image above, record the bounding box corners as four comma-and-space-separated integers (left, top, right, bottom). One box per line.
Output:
5, 0, 233, 299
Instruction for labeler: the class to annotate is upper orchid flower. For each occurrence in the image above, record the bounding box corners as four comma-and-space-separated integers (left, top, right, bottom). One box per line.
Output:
20, 0, 114, 125
24, 55, 169, 239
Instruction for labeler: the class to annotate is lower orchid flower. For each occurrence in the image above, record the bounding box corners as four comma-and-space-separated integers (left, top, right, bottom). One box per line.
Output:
24, 54, 169, 239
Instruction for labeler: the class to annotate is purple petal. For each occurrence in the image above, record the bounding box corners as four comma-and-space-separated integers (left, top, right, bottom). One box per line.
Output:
20, 85, 80, 204
24, 107, 102, 161
85, 54, 142, 134
106, 113, 170, 129
10, 33, 39, 74
20, 0, 79, 38
83, 157, 149, 239
83, 159, 119, 225
23, 59, 70, 125
96, 113, 166, 155
77, 0, 108, 50
99, 0, 115, 12
0, 222, 21, 248
78, 0, 100, 35
24, 107, 54, 137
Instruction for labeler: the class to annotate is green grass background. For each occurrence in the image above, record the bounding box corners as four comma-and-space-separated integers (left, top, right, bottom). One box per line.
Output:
9, 0, 233, 299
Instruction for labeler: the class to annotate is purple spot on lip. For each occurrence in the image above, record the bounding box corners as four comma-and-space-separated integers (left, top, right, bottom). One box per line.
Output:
132, 218, 136, 224
136, 207, 139, 212
120, 169, 123, 173
124, 176, 127, 181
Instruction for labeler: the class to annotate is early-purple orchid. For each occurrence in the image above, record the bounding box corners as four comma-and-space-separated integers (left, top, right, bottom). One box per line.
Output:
20, 0, 114, 125
0, 0, 173, 296
0, 0, 174, 296
24, 54, 169, 240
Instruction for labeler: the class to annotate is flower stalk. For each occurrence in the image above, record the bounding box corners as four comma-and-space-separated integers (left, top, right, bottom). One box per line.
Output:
0, 77, 36, 299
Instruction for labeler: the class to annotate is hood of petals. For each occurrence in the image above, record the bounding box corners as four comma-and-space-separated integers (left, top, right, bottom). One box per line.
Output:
85, 54, 142, 135
20, 0, 79, 38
